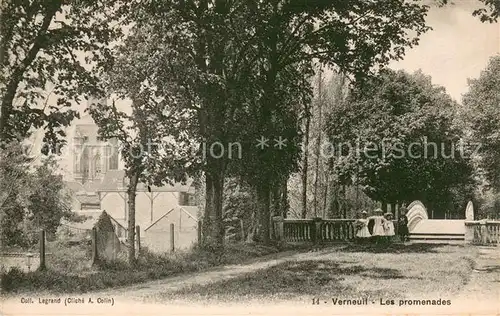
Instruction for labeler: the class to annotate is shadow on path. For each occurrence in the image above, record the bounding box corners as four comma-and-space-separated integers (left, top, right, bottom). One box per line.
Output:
336, 242, 451, 253
160, 260, 412, 302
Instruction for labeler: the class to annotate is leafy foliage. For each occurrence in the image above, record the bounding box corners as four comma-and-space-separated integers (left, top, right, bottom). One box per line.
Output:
87, 21, 196, 262
462, 55, 500, 219
0, 143, 72, 248
327, 69, 475, 216
0, 0, 128, 148
463, 55, 500, 190
110, 0, 435, 245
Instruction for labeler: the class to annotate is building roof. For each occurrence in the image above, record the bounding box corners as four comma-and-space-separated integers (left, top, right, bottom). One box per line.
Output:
64, 181, 101, 206
61, 210, 126, 231
137, 179, 195, 193
97, 169, 194, 193
98, 170, 126, 191
83, 180, 103, 193
64, 181, 86, 194
76, 194, 100, 206
144, 206, 198, 231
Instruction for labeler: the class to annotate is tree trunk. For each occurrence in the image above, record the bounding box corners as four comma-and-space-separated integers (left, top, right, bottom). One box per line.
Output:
246, 206, 258, 243
281, 176, 289, 218
342, 184, 347, 218
301, 110, 311, 218
313, 66, 324, 218
202, 168, 225, 248
0, 1, 62, 141
271, 176, 289, 218
257, 183, 271, 244
270, 180, 279, 216
193, 172, 205, 223
322, 179, 329, 218
127, 172, 139, 265
382, 201, 388, 213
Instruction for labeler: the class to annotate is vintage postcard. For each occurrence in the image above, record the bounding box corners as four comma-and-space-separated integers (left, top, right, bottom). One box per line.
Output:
1, 0, 499, 315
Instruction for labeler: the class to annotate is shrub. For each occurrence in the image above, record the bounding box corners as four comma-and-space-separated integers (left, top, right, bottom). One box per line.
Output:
1, 267, 25, 292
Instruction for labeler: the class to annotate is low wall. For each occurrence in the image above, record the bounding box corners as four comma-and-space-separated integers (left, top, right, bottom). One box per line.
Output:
465, 220, 500, 245
273, 217, 356, 243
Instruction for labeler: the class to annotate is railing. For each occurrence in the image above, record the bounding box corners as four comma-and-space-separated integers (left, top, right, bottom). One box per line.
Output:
465, 220, 500, 245
273, 217, 356, 243
321, 219, 356, 241
282, 220, 314, 242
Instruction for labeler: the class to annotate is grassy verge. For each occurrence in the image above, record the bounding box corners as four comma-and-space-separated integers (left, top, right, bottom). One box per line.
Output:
0, 240, 314, 294
154, 244, 478, 304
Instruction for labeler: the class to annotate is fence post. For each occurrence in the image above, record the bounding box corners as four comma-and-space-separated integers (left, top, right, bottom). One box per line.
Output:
316, 217, 323, 243
170, 223, 175, 252
311, 217, 322, 244
272, 216, 284, 241
480, 220, 487, 244
135, 226, 141, 257
38, 230, 46, 271
91, 227, 98, 266
310, 221, 316, 243
464, 221, 474, 244
197, 221, 202, 245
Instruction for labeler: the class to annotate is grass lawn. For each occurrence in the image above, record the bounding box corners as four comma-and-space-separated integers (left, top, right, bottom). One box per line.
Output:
156, 243, 478, 304
0, 240, 316, 294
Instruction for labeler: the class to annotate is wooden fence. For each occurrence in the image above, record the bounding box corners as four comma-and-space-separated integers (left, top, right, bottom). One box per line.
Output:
273, 217, 356, 243
465, 220, 500, 245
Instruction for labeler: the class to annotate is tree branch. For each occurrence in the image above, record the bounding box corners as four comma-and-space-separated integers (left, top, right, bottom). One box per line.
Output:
0, 0, 63, 141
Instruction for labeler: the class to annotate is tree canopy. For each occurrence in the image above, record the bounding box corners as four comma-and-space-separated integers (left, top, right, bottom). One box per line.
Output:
463, 55, 500, 190
0, 0, 127, 149
327, 69, 475, 216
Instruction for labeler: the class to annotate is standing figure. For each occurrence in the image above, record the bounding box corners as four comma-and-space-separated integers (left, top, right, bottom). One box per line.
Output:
369, 209, 387, 244
398, 207, 410, 242
384, 213, 395, 243
355, 211, 371, 243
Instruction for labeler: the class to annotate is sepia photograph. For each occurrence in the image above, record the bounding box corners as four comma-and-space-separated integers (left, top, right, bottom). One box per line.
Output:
0, 0, 499, 315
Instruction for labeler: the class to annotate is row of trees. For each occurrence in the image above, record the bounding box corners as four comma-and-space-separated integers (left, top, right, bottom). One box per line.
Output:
89, 0, 436, 262
289, 67, 477, 220
1, 0, 500, 263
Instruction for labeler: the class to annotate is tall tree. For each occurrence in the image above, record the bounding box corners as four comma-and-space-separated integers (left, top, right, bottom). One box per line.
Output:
301, 88, 311, 219
327, 69, 475, 217
462, 55, 500, 219
0, 0, 126, 148
463, 55, 500, 190
235, 0, 435, 242
88, 26, 193, 263
313, 65, 323, 218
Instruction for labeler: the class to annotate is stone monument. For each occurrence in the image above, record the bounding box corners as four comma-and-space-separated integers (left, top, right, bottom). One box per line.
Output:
465, 201, 474, 221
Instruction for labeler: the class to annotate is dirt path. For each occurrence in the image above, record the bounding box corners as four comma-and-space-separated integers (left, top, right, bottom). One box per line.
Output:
91, 247, 341, 302
453, 246, 500, 305
3, 244, 500, 316
91, 244, 500, 308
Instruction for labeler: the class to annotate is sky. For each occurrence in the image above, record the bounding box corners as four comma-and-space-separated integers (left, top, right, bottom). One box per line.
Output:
389, 0, 499, 103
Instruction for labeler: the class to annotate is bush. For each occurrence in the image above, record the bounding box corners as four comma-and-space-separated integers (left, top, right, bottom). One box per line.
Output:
1, 267, 25, 292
